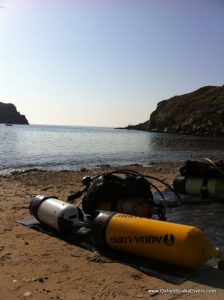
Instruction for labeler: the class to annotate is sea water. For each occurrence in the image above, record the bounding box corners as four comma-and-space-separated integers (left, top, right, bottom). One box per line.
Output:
0, 124, 224, 173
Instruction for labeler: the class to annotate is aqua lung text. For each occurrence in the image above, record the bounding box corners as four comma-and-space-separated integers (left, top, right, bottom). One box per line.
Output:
109, 234, 175, 245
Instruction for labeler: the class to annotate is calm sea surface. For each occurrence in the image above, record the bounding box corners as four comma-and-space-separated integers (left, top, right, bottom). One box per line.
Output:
1, 124, 224, 173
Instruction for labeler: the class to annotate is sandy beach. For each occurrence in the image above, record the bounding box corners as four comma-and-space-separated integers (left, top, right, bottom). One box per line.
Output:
0, 162, 224, 300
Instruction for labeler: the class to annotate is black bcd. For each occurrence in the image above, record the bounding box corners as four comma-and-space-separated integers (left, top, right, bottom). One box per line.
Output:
67, 169, 181, 221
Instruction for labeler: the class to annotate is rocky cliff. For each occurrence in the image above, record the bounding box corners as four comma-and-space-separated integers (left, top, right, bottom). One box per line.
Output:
0, 102, 29, 125
125, 85, 224, 136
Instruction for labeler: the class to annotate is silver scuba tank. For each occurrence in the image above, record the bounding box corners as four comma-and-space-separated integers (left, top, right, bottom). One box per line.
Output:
29, 195, 84, 233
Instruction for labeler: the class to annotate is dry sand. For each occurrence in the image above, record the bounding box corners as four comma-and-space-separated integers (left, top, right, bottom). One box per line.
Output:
0, 162, 224, 299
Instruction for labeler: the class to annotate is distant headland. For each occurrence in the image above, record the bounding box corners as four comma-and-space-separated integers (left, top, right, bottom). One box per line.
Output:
119, 85, 224, 137
0, 102, 29, 125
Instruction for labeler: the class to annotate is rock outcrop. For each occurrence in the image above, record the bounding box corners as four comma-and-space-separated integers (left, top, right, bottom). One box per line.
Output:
124, 85, 224, 136
0, 102, 29, 125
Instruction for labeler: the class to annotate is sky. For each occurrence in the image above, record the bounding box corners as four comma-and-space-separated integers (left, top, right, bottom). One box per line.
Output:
0, 0, 224, 127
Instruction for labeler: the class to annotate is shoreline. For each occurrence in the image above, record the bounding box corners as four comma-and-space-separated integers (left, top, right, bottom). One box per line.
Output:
0, 161, 182, 176
0, 158, 212, 177
1, 154, 223, 177
1, 162, 224, 299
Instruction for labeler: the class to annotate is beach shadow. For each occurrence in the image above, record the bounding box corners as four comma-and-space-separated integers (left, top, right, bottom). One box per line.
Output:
188, 265, 224, 289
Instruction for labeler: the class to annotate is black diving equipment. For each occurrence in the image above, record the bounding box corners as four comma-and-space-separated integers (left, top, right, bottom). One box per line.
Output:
67, 169, 181, 221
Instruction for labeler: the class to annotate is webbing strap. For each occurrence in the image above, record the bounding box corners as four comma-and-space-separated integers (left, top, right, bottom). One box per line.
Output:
200, 176, 208, 199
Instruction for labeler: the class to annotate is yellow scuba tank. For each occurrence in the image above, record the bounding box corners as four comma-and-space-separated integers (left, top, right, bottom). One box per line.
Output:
92, 211, 218, 269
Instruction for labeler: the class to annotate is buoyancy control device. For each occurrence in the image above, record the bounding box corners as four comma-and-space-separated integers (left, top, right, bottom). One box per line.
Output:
67, 169, 181, 221
173, 158, 224, 201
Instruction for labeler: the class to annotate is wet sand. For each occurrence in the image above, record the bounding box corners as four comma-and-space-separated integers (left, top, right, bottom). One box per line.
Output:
0, 162, 224, 299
